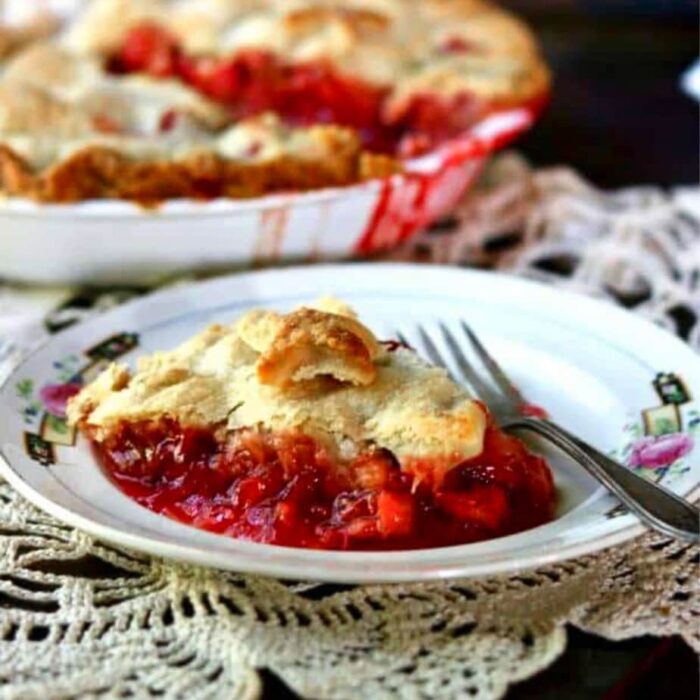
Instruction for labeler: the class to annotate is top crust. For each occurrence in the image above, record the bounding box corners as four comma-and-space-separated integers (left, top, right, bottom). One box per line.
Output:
0, 0, 545, 202
64, 0, 550, 105
0, 42, 399, 202
0, 88, 397, 202
67, 298, 487, 476
0, 14, 58, 60
256, 307, 382, 387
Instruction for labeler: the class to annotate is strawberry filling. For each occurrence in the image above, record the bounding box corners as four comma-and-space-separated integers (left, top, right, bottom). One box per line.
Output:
92, 417, 555, 551
109, 23, 398, 151
108, 22, 545, 156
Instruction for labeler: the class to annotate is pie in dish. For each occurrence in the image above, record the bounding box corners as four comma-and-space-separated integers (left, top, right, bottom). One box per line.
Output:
0, 43, 396, 203
67, 298, 555, 550
0, 0, 549, 204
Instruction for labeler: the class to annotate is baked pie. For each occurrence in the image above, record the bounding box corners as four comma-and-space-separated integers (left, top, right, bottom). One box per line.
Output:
0, 42, 396, 203
67, 298, 555, 550
0, 0, 549, 204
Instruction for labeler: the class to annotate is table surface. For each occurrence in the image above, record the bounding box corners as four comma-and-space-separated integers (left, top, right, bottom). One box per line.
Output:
259, 629, 699, 699
1, 8, 697, 700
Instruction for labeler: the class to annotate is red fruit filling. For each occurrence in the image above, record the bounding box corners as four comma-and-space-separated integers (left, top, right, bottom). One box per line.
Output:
108, 22, 544, 156
92, 417, 555, 551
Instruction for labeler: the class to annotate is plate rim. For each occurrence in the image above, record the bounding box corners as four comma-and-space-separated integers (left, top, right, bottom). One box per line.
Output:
1, 263, 698, 583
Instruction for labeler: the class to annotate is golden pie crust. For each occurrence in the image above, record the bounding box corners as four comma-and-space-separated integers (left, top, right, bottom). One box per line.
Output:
65, 0, 550, 108
0, 14, 58, 60
0, 42, 398, 203
68, 298, 487, 476
0, 130, 397, 204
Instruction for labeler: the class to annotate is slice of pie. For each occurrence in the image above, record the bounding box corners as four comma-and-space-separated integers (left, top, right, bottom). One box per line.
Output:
67, 298, 555, 550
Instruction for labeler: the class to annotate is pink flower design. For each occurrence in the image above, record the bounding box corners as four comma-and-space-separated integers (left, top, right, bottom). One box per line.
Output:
39, 383, 82, 418
628, 433, 694, 470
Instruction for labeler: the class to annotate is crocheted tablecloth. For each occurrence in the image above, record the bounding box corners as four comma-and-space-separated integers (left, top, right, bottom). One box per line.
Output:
0, 155, 698, 699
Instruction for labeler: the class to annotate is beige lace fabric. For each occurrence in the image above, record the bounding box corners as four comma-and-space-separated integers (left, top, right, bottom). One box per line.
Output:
0, 155, 698, 699
388, 155, 700, 348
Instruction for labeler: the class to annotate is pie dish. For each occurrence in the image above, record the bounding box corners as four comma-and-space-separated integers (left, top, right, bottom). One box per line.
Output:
0, 0, 549, 204
66, 296, 555, 550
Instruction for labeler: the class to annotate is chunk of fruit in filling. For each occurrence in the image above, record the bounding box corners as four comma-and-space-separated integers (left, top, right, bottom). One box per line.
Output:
109, 23, 397, 151
93, 417, 555, 551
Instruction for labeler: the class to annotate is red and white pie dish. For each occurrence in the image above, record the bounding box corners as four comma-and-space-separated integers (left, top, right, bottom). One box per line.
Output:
1, 265, 698, 582
0, 108, 535, 285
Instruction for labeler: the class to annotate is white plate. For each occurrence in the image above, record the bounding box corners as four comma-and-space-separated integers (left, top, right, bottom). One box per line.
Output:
1, 264, 698, 583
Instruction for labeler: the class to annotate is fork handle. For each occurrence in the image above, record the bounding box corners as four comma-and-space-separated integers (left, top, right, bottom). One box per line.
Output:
509, 417, 700, 543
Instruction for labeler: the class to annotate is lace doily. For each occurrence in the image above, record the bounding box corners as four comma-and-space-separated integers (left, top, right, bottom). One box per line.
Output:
0, 156, 698, 699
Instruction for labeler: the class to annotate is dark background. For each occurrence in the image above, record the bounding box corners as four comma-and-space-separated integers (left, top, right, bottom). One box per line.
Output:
505, 0, 699, 187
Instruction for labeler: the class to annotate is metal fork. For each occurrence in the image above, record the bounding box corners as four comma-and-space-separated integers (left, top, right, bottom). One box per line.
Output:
397, 322, 699, 543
